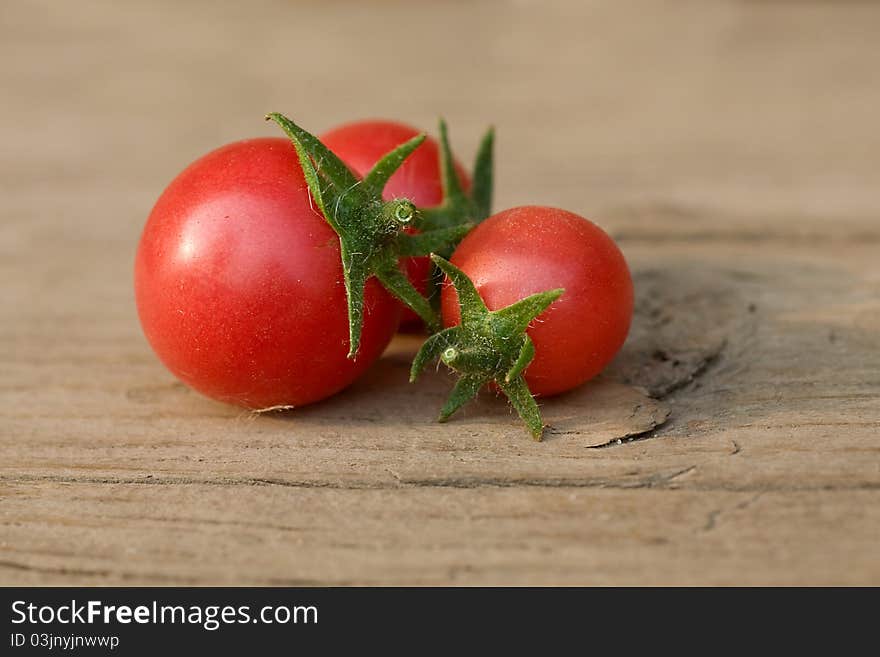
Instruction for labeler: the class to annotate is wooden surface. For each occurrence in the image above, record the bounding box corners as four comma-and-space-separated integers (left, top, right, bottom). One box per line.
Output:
2, 0, 879, 585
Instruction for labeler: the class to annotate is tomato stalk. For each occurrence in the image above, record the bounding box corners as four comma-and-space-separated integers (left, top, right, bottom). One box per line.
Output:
410, 255, 564, 440
267, 113, 472, 357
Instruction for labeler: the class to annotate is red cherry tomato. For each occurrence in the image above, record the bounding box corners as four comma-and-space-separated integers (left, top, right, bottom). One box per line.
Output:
134, 138, 401, 409
320, 120, 470, 329
442, 206, 633, 396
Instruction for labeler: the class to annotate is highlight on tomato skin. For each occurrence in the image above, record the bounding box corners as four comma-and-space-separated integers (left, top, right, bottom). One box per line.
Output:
440, 205, 634, 397
320, 120, 471, 330
134, 137, 401, 410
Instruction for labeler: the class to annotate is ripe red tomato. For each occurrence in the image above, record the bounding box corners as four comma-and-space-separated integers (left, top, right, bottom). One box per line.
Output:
320, 120, 470, 329
441, 206, 633, 396
134, 138, 401, 409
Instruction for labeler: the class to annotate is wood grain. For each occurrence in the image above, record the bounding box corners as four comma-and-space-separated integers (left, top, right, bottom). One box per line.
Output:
1, 0, 878, 585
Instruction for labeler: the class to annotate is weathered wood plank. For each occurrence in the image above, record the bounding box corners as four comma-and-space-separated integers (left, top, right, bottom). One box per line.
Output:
1, 0, 879, 585
2, 482, 877, 586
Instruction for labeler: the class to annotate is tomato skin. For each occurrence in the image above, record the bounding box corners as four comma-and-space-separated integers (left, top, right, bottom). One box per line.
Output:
441, 206, 633, 397
134, 138, 401, 409
320, 120, 470, 329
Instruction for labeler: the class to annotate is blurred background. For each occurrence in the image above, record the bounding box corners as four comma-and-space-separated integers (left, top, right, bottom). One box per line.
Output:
3, 0, 878, 261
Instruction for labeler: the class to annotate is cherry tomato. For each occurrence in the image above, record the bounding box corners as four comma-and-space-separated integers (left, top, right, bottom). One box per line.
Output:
441, 206, 633, 396
320, 120, 470, 329
134, 138, 401, 409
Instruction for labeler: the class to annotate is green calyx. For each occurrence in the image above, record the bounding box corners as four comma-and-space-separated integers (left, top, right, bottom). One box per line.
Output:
419, 119, 495, 240
410, 255, 564, 440
418, 119, 495, 316
267, 113, 473, 358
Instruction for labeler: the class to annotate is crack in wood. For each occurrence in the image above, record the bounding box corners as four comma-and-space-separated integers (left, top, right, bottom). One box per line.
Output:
5, 473, 878, 494
0, 559, 201, 584
701, 493, 764, 533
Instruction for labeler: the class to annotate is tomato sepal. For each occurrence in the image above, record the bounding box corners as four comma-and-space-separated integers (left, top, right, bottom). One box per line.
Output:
411, 255, 564, 440
418, 119, 494, 240
415, 120, 495, 317
438, 373, 490, 423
